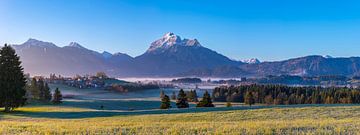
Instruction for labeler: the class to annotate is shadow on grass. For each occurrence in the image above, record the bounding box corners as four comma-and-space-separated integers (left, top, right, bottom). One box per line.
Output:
10, 106, 258, 119
60, 100, 165, 111
7, 104, 360, 119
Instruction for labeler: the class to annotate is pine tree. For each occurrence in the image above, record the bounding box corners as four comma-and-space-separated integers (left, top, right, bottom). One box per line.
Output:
43, 83, 52, 102
29, 78, 40, 100
160, 95, 171, 109
52, 88, 63, 104
0, 44, 27, 112
38, 79, 45, 101
176, 89, 189, 108
196, 91, 215, 107
244, 91, 255, 106
186, 90, 198, 102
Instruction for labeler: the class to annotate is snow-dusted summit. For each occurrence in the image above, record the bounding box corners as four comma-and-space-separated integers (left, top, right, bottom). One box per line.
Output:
147, 32, 201, 52
324, 55, 333, 59
21, 38, 57, 48
67, 42, 86, 49
102, 51, 113, 59
242, 58, 260, 64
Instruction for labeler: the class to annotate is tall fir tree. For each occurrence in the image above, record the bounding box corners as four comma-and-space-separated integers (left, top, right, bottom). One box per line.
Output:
160, 95, 171, 109
176, 89, 189, 108
43, 83, 52, 102
38, 79, 45, 101
52, 88, 63, 104
0, 44, 27, 112
29, 78, 40, 100
196, 91, 214, 107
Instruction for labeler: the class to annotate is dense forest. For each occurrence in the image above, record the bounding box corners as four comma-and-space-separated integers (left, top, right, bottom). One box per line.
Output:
171, 78, 202, 83
212, 84, 360, 105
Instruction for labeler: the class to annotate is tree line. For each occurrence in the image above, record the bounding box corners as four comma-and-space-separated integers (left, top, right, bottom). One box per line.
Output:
213, 84, 360, 105
27, 78, 63, 104
160, 89, 214, 109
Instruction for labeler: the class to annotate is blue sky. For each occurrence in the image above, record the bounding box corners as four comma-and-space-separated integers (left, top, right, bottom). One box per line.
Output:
1, 0, 360, 61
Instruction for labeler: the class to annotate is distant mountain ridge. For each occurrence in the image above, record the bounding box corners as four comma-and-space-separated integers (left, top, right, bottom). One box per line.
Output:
12, 39, 123, 76
8, 33, 360, 77
11, 33, 240, 77
180, 55, 360, 77
133, 32, 240, 76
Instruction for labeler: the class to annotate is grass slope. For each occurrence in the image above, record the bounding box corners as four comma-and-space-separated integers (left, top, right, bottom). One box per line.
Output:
1, 105, 360, 134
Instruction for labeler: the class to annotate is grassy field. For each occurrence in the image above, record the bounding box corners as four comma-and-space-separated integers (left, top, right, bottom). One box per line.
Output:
2, 105, 360, 134
2, 84, 360, 134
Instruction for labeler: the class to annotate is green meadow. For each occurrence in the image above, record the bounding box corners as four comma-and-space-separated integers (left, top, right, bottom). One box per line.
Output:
2, 105, 360, 134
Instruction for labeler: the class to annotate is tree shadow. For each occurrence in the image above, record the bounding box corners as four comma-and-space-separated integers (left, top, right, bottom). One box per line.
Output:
7, 104, 360, 119
60, 100, 165, 111
11, 106, 260, 119
58, 99, 201, 111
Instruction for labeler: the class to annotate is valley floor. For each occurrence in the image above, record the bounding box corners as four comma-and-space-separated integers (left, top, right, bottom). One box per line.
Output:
2, 105, 360, 134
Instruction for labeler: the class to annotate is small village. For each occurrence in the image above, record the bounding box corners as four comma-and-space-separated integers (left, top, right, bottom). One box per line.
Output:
31, 72, 165, 92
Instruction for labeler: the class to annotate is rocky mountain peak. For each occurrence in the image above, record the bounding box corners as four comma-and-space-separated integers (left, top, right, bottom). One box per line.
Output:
242, 58, 260, 64
68, 42, 85, 49
22, 38, 57, 48
102, 51, 113, 59
147, 32, 201, 52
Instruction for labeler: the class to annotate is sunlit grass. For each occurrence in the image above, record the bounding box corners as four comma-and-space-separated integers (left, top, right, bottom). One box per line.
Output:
1, 106, 360, 134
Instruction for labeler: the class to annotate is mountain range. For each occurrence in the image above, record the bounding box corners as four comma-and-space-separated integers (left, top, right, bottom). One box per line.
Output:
9, 33, 360, 77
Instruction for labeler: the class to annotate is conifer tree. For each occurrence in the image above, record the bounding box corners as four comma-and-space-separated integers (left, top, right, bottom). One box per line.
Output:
38, 79, 45, 101
196, 91, 214, 107
176, 89, 189, 108
52, 88, 63, 104
29, 78, 40, 100
43, 83, 52, 102
160, 95, 171, 109
0, 44, 27, 112
186, 90, 198, 102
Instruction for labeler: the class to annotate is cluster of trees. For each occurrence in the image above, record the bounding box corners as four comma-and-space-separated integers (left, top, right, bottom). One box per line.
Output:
160, 89, 214, 109
0, 45, 63, 112
28, 78, 52, 102
196, 91, 214, 107
27, 78, 62, 104
161, 89, 198, 102
171, 78, 202, 83
213, 84, 360, 105
108, 83, 160, 92
256, 75, 350, 86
